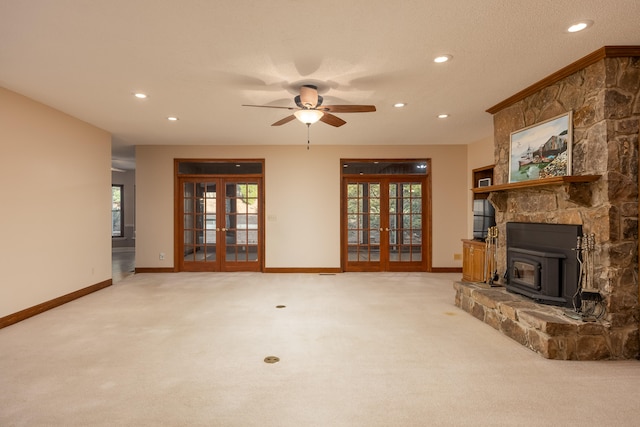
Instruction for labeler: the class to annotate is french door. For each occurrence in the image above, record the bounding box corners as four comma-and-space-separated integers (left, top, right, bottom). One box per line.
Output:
178, 177, 262, 272
343, 176, 429, 272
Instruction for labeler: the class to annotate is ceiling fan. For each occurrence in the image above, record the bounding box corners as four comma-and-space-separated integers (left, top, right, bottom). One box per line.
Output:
242, 84, 376, 127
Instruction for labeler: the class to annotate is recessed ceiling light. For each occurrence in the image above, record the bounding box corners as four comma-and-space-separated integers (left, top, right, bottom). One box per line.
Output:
567, 20, 593, 33
167, 116, 179, 121
133, 92, 148, 99
434, 55, 452, 63
394, 103, 406, 108
438, 114, 449, 119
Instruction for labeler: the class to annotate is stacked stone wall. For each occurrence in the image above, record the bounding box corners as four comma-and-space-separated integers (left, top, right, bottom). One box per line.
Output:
488, 56, 640, 358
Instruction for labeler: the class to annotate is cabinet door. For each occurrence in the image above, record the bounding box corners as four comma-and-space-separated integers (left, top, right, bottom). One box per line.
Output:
472, 244, 486, 282
462, 242, 474, 281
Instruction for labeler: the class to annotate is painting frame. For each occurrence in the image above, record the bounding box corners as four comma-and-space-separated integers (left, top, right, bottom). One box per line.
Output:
508, 111, 572, 183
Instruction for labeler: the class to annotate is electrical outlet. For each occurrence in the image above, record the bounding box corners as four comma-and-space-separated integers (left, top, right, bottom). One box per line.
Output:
453, 253, 462, 260
159, 252, 165, 260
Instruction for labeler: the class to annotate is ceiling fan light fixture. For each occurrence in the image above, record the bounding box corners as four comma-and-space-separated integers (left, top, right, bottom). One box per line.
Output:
294, 109, 324, 125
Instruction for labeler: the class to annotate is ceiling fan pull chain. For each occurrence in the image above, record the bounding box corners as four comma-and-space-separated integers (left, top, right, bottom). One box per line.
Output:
307, 123, 311, 150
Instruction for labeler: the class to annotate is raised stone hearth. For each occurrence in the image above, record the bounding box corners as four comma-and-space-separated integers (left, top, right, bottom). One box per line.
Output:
454, 281, 622, 360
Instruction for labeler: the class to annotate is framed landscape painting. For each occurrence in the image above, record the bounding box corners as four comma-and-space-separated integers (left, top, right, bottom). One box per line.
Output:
509, 112, 572, 183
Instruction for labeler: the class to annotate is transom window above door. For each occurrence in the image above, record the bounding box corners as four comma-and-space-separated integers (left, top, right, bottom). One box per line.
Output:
178, 161, 263, 175
342, 160, 428, 175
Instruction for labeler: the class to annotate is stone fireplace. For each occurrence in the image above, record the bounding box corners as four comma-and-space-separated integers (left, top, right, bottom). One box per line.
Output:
455, 47, 640, 359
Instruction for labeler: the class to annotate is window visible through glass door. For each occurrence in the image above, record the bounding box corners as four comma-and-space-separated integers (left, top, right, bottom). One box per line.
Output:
112, 184, 123, 237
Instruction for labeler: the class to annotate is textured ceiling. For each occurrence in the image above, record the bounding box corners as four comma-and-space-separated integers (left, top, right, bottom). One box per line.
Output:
1, 1, 639, 170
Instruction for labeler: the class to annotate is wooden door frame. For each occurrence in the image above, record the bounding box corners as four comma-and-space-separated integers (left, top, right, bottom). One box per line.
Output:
340, 159, 432, 272
173, 159, 265, 272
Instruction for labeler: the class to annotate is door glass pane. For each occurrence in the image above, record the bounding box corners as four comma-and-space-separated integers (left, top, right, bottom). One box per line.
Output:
196, 229, 205, 245
183, 199, 193, 214
247, 246, 258, 261
194, 245, 206, 260
225, 231, 237, 261
207, 245, 217, 260
184, 182, 194, 197
205, 214, 216, 243
183, 214, 193, 229
370, 214, 380, 230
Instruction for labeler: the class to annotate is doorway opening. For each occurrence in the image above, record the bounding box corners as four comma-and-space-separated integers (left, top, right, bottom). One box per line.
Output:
341, 159, 432, 272
174, 160, 264, 272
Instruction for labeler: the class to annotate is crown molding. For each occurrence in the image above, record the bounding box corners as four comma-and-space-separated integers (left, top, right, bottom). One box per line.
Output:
486, 46, 640, 115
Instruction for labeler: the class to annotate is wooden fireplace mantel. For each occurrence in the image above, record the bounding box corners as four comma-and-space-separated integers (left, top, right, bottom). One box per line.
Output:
472, 175, 601, 194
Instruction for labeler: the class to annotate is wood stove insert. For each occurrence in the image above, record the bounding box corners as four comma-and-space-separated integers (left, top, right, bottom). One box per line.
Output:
506, 222, 582, 308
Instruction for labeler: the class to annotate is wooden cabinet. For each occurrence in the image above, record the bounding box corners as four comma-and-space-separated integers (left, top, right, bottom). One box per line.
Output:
465, 164, 493, 282
462, 239, 486, 282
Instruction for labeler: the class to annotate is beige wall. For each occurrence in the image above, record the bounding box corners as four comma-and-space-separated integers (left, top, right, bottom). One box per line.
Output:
467, 135, 494, 173
0, 87, 112, 318
136, 144, 468, 269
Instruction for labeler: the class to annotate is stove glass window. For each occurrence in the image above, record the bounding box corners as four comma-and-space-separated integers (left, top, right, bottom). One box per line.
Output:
513, 261, 536, 287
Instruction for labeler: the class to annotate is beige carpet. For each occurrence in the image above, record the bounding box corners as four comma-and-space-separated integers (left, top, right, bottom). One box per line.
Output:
0, 272, 638, 426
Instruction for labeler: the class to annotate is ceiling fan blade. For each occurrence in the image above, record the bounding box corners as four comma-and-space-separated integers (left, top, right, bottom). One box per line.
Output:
299, 85, 319, 108
319, 105, 376, 113
242, 104, 296, 110
271, 115, 297, 126
320, 113, 346, 127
